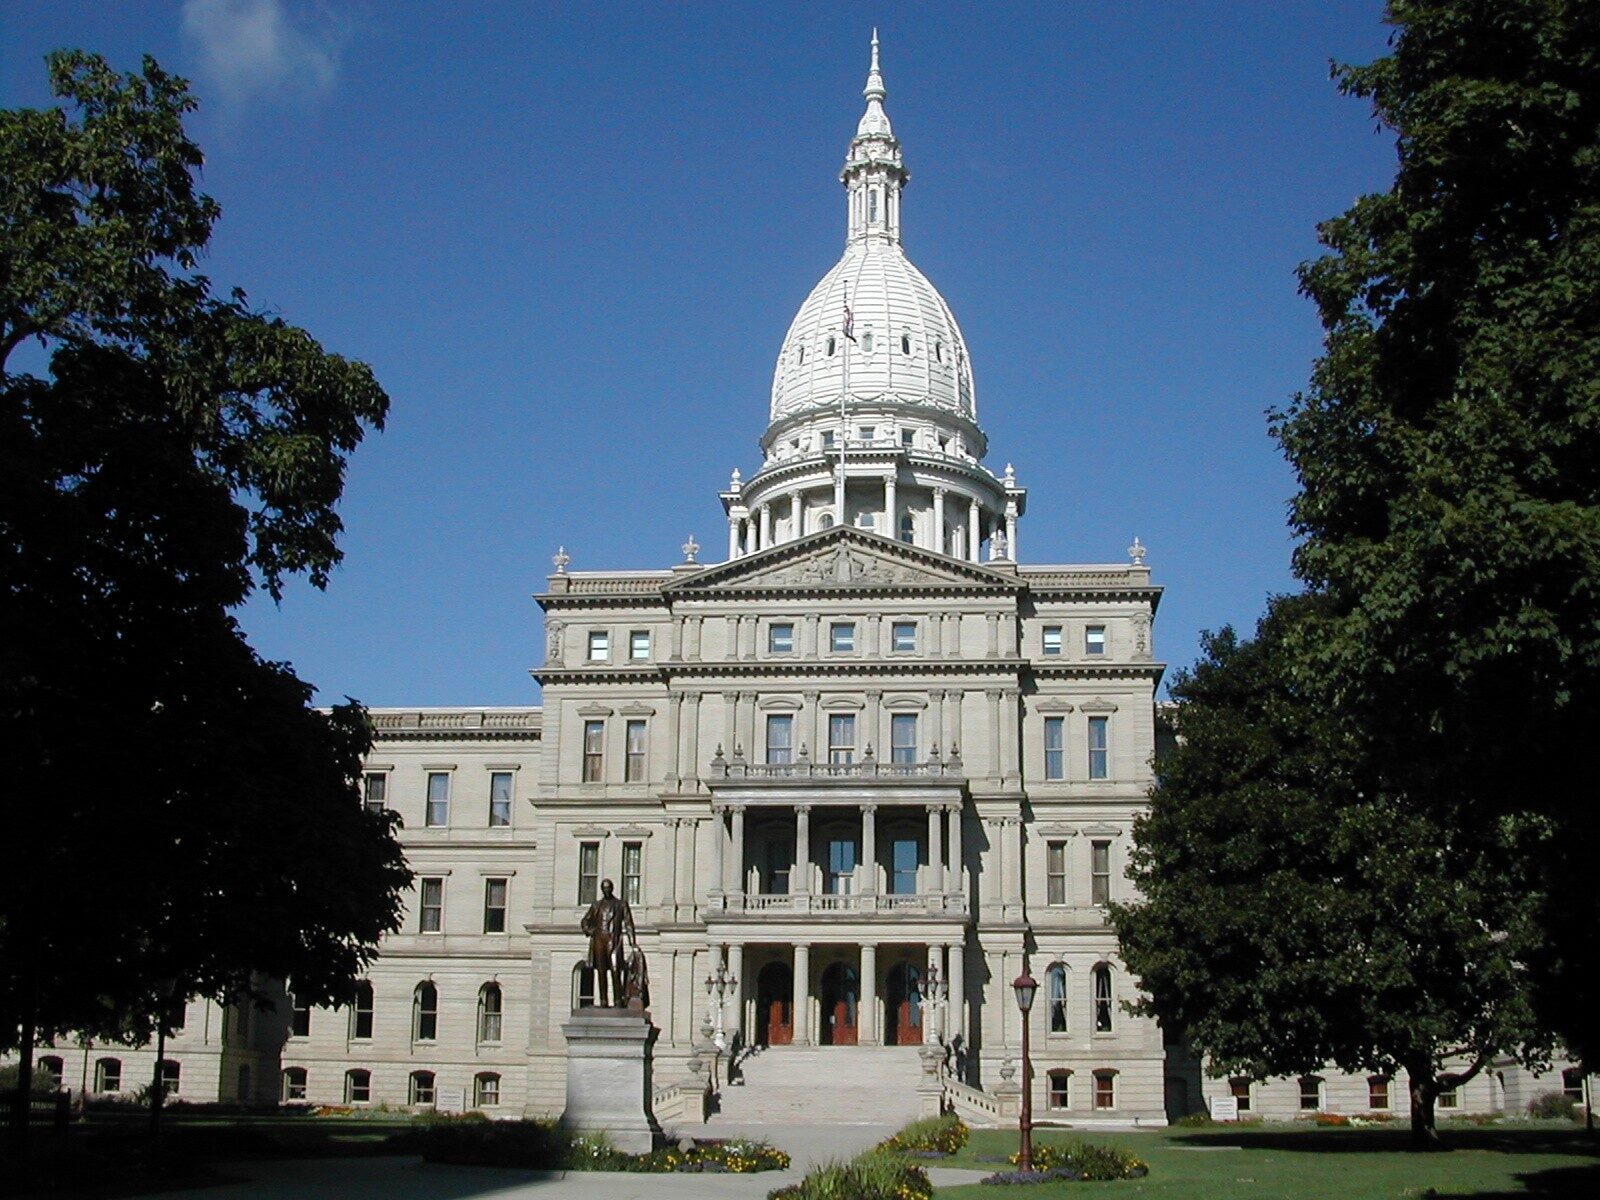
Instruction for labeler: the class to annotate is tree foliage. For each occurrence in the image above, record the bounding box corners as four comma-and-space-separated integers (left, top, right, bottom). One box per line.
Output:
0, 51, 410, 1093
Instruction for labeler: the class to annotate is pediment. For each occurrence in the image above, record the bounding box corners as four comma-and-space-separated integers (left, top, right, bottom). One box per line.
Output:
665, 527, 1012, 593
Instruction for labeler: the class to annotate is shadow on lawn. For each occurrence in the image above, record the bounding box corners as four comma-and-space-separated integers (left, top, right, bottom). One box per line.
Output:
1430, 1160, 1600, 1198
1172, 1127, 1600, 1158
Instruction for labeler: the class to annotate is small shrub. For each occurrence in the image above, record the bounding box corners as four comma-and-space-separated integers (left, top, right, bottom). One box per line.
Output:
1314, 1112, 1351, 1127
1012, 1140, 1149, 1181
769, 1151, 933, 1200
1173, 1112, 1214, 1127
415, 1120, 787, 1173
1527, 1091, 1578, 1121
879, 1113, 970, 1155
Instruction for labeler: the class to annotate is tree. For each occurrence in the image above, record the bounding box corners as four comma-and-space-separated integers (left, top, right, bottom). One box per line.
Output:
0, 52, 410, 1128
1113, 596, 1550, 1149
1274, 0, 1600, 1068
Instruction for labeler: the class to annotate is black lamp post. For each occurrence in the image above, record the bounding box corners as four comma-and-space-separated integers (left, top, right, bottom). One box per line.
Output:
1012, 970, 1037, 1173
149, 977, 177, 1138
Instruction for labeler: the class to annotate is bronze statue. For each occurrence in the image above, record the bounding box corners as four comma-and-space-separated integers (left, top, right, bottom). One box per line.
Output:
580, 878, 641, 1008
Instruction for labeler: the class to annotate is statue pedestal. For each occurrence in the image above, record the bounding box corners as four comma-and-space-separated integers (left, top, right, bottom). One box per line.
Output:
560, 1008, 661, 1153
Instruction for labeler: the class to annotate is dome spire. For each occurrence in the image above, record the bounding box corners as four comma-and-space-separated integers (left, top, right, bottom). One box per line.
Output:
843, 30, 906, 244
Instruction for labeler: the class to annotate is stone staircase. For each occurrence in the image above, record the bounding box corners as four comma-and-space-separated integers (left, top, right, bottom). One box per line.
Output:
707, 1045, 926, 1127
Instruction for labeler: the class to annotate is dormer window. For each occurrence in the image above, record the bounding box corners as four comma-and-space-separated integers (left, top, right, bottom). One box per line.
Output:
797, 345, 806, 365
822, 430, 837, 449
827, 336, 837, 356
901, 428, 915, 448
901, 333, 911, 355
935, 339, 944, 363
862, 331, 874, 353
868, 189, 879, 224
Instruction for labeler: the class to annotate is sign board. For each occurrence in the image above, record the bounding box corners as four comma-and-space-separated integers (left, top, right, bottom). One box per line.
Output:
436, 1086, 466, 1114
1209, 1096, 1239, 1122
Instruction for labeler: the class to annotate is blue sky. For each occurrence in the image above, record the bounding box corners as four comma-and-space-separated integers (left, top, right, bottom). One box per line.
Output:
2, 1, 1397, 706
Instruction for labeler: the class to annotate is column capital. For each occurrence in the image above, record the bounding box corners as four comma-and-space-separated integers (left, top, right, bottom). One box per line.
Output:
925, 802, 944, 814
803, 689, 821, 702
865, 689, 883, 702
722, 690, 741, 703
932, 485, 947, 498
1002, 687, 1021, 700
861, 802, 878, 815
795, 803, 813, 815
985, 689, 1004, 701
945, 801, 962, 815
729, 803, 747, 815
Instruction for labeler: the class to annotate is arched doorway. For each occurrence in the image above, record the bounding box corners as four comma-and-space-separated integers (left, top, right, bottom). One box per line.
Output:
757, 961, 793, 1046
885, 961, 924, 1046
819, 961, 859, 1045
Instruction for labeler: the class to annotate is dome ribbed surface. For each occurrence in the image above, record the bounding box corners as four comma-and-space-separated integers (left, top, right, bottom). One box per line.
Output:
769, 238, 976, 424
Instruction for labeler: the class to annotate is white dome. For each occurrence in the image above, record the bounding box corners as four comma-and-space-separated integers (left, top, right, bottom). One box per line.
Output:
769, 238, 976, 424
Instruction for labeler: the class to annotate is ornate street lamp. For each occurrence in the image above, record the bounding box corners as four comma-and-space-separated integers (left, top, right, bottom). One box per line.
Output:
704, 964, 738, 1090
1012, 970, 1037, 1173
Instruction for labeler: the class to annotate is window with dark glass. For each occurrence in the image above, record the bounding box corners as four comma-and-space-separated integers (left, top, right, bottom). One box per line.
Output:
892, 621, 917, 652
350, 981, 374, 1039
1088, 716, 1109, 779
582, 720, 604, 782
1044, 717, 1065, 780
1091, 840, 1112, 905
1094, 1070, 1116, 1109
363, 772, 387, 813
1093, 965, 1113, 1032
478, 983, 503, 1043
413, 983, 438, 1041
483, 877, 508, 933
622, 841, 643, 905
1368, 1076, 1390, 1109
625, 719, 646, 782
1230, 1076, 1253, 1112
768, 623, 795, 653
282, 1067, 307, 1102
890, 713, 917, 764
475, 1072, 501, 1107
345, 1069, 371, 1103
1047, 841, 1068, 905
94, 1058, 121, 1092
578, 841, 600, 905
764, 838, 793, 894
419, 877, 444, 933
1048, 964, 1069, 1032
409, 1070, 436, 1106
766, 714, 794, 765
1299, 1076, 1323, 1110
290, 994, 311, 1037
827, 837, 858, 895
489, 770, 513, 827
1048, 1069, 1071, 1109
425, 771, 450, 827
890, 835, 920, 894
830, 622, 855, 653
38, 1056, 63, 1090
160, 1060, 180, 1096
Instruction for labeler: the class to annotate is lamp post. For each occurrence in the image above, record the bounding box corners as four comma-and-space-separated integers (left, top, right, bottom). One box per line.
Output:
149, 977, 177, 1139
923, 963, 948, 1050
704, 964, 738, 1090
1012, 970, 1037, 1173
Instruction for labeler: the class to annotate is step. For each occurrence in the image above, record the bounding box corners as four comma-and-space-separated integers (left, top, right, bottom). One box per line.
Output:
708, 1045, 927, 1127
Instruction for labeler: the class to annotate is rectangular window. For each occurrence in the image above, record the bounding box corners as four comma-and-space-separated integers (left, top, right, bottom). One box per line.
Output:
765, 838, 793, 894
475, 1073, 501, 1107
901, 428, 915, 447
624, 719, 646, 782
822, 430, 836, 449
890, 837, 920, 895
1094, 1071, 1116, 1110
1093, 967, 1114, 1032
362, 772, 387, 813
1088, 716, 1109, 780
1299, 1076, 1323, 1111
290, 996, 311, 1038
828, 713, 857, 764
890, 713, 918, 764
629, 630, 650, 659
410, 1072, 436, 1105
1563, 1069, 1585, 1101
582, 720, 604, 782
351, 984, 374, 1039
1042, 626, 1063, 655
483, 877, 508, 934
1230, 1076, 1253, 1113
768, 623, 795, 654
1368, 1076, 1391, 1110
1047, 841, 1068, 905
282, 1068, 307, 1102
425, 771, 450, 827
1085, 625, 1107, 655
578, 841, 600, 905
892, 621, 917, 652
1044, 717, 1065, 780
95, 1059, 121, 1092
1091, 840, 1112, 905
858, 424, 874, 442
160, 1060, 180, 1096
1048, 1070, 1071, 1109
766, 714, 794, 765
489, 771, 513, 827
622, 841, 643, 905
1437, 1086, 1459, 1109
830, 622, 856, 653
827, 837, 858, 895
346, 1070, 371, 1103
420, 877, 444, 933
587, 630, 609, 661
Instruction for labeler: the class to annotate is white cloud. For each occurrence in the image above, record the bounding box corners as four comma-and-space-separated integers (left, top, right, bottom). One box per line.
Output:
182, 0, 344, 112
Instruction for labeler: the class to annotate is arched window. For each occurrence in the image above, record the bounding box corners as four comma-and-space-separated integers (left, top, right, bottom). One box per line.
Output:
478, 982, 504, 1043
901, 333, 911, 355
409, 1070, 436, 1106
350, 981, 374, 1039
94, 1058, 121, 1093
868, 189, 879, 224
282, 1067, 308, 1102
38, 1055, 64, 1091
474, 1072, 501, 1107
827, 336, 836, 356
1092, 964, 1113, 1032
1047, 964, 1069, 1033
818, 513, 835, 530
345, 1068, 371, 1103
573, 962, 596, 1009
899, 512, 915, 544
413, 982, 438, 1041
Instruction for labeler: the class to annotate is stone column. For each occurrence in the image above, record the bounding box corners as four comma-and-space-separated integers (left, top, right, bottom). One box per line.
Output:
986, 690, 1003, 780
947, 804, 964, 897
792, 491, 804, 542
675, 817, 694, 912
740, 691, 757, 756
865, 689, 883, 758
1004, 817, 1023, 907
983, 819, 1003, 907
926, 804, 945, 893
668, 692, 683, 781
1005, 501, 1019, 562
948, 689, 964, 754
985, 612, 1000, 658
860, 943, 879, 1045
709, 807, 725, 899
802, 689, 820, 762
669, 619, 683, 662
793, 944, 812, 1045
1001, 689, 1020, 781
728, 515, 740, 561
930, 690, 946, 752
861, 804, 878, 896
803, 615, 819, 657
805, 690, 823, 763
661, 817, 679, 909
932, 487, 946, 555
794, 804, 812, 894
967, 498, 980, 562
760, 504, 773, 549
948, 941, 967, 1053
730, 805, 747, 899
946, 613, 962, 659
687, 693, 703, 783
884, 473, 897, 540
728, 944, 746, 1041
722, 691, 738, 757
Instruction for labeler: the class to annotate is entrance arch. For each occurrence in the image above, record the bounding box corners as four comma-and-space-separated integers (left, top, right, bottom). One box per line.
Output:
885, 961, 924, 1045
819, 960, 859, 1045
757, 961, 793, 1046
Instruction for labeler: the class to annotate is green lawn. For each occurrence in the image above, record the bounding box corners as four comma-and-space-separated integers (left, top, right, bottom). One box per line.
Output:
932, 1123, 1600, 1199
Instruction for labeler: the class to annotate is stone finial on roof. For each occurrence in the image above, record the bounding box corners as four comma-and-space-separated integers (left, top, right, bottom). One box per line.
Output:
1128, 536, 1147, 566
553, 545, 571, 574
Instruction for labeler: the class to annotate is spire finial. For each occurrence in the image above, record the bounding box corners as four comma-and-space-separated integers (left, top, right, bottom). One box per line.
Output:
864, 29, 886, 103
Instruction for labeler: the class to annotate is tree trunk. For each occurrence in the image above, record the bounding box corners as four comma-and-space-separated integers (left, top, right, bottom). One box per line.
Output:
9, 1002, 36, 1144
1408, 1069, 1440, 1151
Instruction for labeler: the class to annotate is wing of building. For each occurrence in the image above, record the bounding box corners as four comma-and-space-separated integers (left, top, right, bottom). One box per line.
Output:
22, 35, 1582, 1129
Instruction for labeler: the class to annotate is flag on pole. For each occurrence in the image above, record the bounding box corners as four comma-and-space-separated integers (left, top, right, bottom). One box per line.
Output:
843, 302, 856, 342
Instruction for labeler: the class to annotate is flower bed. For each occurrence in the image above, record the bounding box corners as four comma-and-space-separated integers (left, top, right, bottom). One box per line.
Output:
768, 1151, 932, 1200
877, 1113, 971, 1155
414, 1120, 787, 1172
992, 1140, 1148, 1183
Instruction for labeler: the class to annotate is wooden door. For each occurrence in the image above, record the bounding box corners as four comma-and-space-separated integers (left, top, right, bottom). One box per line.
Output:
758, 962, 793, 1046
821, 961, 859, 1045
886, 962, 923, 1046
